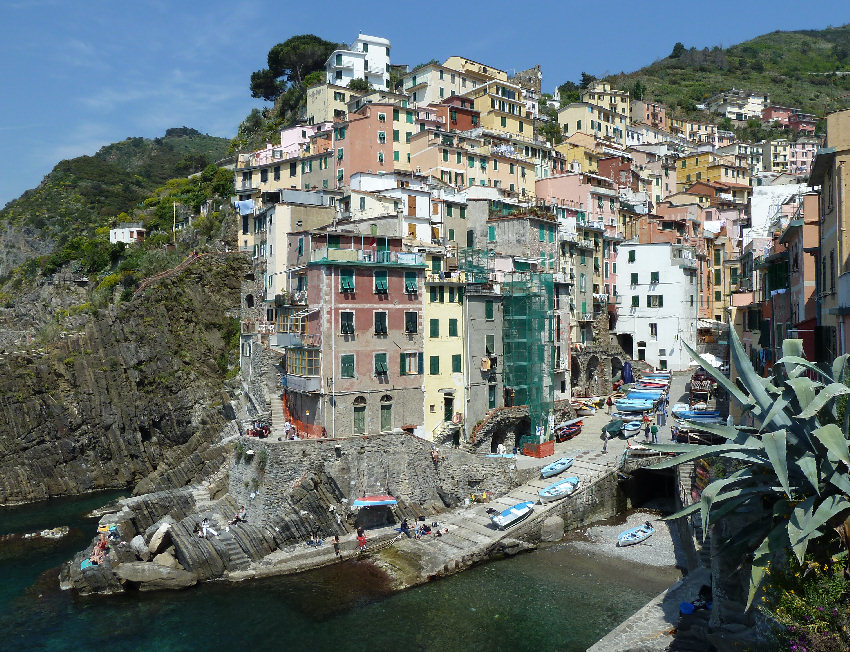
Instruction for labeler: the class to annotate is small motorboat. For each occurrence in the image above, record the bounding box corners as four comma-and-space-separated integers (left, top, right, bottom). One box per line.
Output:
627, 389, 664, 399
491, 501, 534, 529
573, 403, 596, 416
671, 403, 721, 420
352, 495, 398, 507
541, 457, 574, 478
555, 418, 583, 442
617, 522, 655, 546
615, 399, 655, 412
539, 477, 580, 502
622, 421, 642, 437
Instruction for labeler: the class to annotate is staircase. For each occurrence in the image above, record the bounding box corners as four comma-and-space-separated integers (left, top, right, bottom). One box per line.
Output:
216, 530, 252, 571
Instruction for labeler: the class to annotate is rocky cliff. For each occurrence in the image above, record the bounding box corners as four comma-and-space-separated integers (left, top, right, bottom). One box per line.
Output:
0, 254, 245, 505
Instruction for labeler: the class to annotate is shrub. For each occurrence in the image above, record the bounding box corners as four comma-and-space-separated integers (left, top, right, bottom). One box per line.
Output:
234, 442, 245, 463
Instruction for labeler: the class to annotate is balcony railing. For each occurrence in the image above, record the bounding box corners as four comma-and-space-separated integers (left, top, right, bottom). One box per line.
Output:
311, 248, 424, 265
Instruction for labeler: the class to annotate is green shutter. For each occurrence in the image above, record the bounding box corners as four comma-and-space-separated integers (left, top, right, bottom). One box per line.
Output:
430, 319, 439, 337
430, 355, 440, 375
628, 249, 635, 262
418, 352, 424, 374
400, 352, 406, 376
631, 273, 638, 285
651, 271, 659, 283
539, 226, 545, 241
659, 295, 664, 307
439, 286, 445, 302
631, 295, 639, 307
341, 354, 355, 378
452, 354, 461, 372
374, 270, 388, 293
448, 228, 454, 241
430, 287, 438, 302
375, 353, 388, 375
404, 271, 417, 293
485, 300, 494, 320
432, 257, 442, 272
488, 226, 496, 242
340, 268, 354, 292
449, 319, 458, 336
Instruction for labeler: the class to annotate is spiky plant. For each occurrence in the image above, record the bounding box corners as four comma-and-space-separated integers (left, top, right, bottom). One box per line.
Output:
648, 329, 850, 608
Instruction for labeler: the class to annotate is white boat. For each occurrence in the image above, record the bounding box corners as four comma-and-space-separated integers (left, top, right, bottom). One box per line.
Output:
622, 421, 642, 437
491, 501, 534, 529
617, 522, 655, 546
541, 457, 574, 478
538, 477, 579, 502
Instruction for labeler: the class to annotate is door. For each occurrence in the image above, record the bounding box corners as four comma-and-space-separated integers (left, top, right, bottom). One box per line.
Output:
408, 195, 416, 216
380, 404, 392, 431
353, 406, 366, 434
444, 396, 454, 422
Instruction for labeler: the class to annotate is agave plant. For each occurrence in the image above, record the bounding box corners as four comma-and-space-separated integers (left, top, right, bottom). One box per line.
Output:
648, 328, 850, 609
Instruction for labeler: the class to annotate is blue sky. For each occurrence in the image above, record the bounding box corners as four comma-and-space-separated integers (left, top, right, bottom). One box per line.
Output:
1, 0, 848, 206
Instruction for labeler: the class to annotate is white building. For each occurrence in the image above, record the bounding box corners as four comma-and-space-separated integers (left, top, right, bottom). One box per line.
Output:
325, 33, 391, 90
706, 89, 770, 121
615, 242, 699, 371
109, 222, 146, 244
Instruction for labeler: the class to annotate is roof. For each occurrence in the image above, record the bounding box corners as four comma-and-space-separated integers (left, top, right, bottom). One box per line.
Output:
809, 147, 836, 184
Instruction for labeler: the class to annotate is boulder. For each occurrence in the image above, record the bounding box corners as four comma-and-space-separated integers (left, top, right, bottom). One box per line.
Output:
130, 535, 151, 561
144, 514, 176, 545
148, 522, 172, 555
152, 547, 183, 569
114, 562, 198, 591
540, 516, 564, 542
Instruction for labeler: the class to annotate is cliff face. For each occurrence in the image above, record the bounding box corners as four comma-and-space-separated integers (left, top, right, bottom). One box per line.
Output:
0, 254, 245, 505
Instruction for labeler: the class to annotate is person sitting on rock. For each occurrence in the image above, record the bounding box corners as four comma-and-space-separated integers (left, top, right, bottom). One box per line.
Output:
201, 518, 218, 538
400, 519, 411, 538
230, 506, 247, 525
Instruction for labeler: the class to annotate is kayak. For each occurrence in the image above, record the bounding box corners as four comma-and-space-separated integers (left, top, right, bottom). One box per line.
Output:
539, 477, 580, 502
491, 501, 534, 529
541, 457, 574, 478
617, 523, 655, 546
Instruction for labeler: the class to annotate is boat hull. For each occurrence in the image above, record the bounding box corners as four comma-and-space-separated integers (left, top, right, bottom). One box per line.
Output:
491, 501, 535, 529
617, 525, 655, 546
541, 457, 574, 478
539, 477, 579, 502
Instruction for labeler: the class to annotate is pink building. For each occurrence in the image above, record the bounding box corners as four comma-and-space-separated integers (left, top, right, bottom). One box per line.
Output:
788, 139, 819, 176
762, 105, 795, 126
789, 112, 817, 135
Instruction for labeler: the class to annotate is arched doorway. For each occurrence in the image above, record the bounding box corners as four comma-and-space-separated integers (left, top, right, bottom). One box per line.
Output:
353, 396, 367, 434
586, 355, 600, 383
611, 357, 623, 383
570, 355, 581, 388
617, 334, 633, 357
380, 395, 393, 432
245, 293, 255, 309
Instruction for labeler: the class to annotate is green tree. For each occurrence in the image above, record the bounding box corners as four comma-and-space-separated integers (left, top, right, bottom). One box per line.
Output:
347, 77, 372, 93
632, 79, 646, 100
557, 80, 580, 105
304, 70, 324, 88
250, 34, 341, 101
670, 42, 686, 59
579, 72, 597, 89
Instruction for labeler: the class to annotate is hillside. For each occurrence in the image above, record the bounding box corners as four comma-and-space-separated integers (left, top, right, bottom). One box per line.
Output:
603, 24, 850, 122
0, 128, 230, 279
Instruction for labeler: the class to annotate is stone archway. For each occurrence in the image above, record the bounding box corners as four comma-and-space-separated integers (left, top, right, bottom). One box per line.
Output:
245, 293, 255, 309
617, 334, 634, 358
611, 356, 624, 383
570, 355, 581, 388
586, 355, 600, 383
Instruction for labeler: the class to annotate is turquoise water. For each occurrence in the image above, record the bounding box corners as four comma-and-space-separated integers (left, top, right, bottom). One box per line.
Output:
0, 494, 677, 651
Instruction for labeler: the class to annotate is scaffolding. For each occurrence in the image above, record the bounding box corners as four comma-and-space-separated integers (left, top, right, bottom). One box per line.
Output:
502, 271, 555, 450
458, 247, 491, 284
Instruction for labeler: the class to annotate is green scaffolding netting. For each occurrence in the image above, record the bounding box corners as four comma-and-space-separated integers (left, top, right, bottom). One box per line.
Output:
501, 271, 555, 449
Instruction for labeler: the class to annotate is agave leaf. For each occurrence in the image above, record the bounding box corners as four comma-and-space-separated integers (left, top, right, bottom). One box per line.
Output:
730, 327, 790, 428
798, 383, 850, 419
832, 353, 849, 385
683, 338, 758, 414
782, 339, 804, 361
679, 419, 754, 444
760, 399, 789, 434
761, 430, 790, 498
663, 501, 702, 521
699, 468, 757, 535
787, 376, 817, 413
797, 494, 850, 542
647, 444, 762, 470
827, 469, 850, 496
749, 522, 792, 609
797, 453, 821, 494
787, 496, 818, 564
777, 356, 835, 382
812, 424, 850, 470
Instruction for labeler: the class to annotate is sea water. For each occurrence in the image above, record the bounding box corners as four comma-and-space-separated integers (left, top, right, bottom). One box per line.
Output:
0, 493, 678, 651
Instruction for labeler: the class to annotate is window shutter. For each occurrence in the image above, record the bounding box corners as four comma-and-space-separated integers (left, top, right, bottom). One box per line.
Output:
430, 355, 439, 375
430, 319, 439, 337
452, 354, 461, 373
400, 352, 406, 376
417, 352, 424, 374
659, 295, 664, 307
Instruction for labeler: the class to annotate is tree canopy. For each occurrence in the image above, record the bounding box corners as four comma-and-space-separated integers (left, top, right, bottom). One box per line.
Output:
347, 78, 372, 93
250, 34, 342, 101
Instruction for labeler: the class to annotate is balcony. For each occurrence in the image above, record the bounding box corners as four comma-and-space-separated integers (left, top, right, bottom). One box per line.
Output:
593, 293, 608, 303
577, 313, 595, 322
284, 374, 321, 393
311, 248, 425, 266
425, 271, 466, 284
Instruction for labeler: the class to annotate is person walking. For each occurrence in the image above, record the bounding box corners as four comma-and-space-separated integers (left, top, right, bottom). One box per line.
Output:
333, 535, 341, 557
650, 423, 659, 443
602, 430, 609, 453
644, 421, 651, 443
606, 396, 613, 415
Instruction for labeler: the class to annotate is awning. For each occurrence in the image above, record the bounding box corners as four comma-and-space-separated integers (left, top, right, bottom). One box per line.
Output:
352, 495, 398, 507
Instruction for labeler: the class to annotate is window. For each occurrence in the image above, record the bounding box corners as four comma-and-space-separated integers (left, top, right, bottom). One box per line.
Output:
647, 295, 663, 307
374, 353, 388, 375
467, 229, 474, 247
393, 150, 399, 162
715, 290, 722, 302
460, 206, 466, 219
628, 249, 635, 262
430, 355, 440, 375
340, 354, 355, 378
485, 334, 495, 355
374, 311, 388, 335
447, 204, 453, 217
406, 111, 414, 124
448, 228, 455, 241
539, 225, 545, 242
430, 287, 438, 303
404, 312, 418, 333
650, 271, 659, 283
452, 354, 462, 373
501, 116, 507, 128
489, 383, 497, 409
378, 131, 386, 144
488, 226, 496, 242
340, 268, 354, 292
631, 295, 639, 307
404, 271, 417, 293
432, 257, 442, 273
359, 196, 366, 210
630, 272, 638, 285
449, 319, 458, 337
649, 323, 658, 338
485, 300, 494, 320
714, 249, 721, 266
341, 311, 355, 334
442, 148, 449, 162
393, 129, 399, 142
430, 319, 439, 338
287, 348, 320, 376
690, 295, 694, 306
400, 351, 421, 375
714, 269, 721, 285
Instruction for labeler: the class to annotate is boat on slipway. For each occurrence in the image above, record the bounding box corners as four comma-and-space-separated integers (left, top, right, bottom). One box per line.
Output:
622, 421, 642, 437
540, 457, 574, 478
490, 501, 535, 529
539, 477, 580, 502
615, 399, 655, 413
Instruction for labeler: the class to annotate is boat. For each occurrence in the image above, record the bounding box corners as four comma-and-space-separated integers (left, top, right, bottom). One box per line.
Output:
485, 453, 517, 458
603, 419, 624, 436
617, 522, 655, 546
352, 495, 398, 507
491, 501, 534, 529
615, 399, 655, 412
634, 381, 668, 389
539, 477, 580, 502
622, 421, 642, 436
571, 401, 596, 416
555, 418, 583, 442
671, 403, 721, 420
540, 457, 574, 478
626, 389, 664, 399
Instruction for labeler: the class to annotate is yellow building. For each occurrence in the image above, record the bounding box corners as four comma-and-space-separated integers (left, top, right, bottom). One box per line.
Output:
554, 140, 599, 174
581, 82, 630, 121
763, 139, 790, 173
676, 152, 750, 192
423, 272, 466, 437
558, 102, 627, 147
667, 118, 718, 145
443, 56, 508, 82
463, 80, 533, 139
305, 83, 358, 124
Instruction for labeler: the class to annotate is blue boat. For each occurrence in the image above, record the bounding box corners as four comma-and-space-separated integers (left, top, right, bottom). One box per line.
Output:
622, 421, 642, 436
671, 403, 721, 420
491, 501, 534, 529
486, 453, 517, 458
627, 389, 664, 399
540, 457, 574, 478
617, 522, 655, 546
615, 399, 655, 412
539, 477, 580, 502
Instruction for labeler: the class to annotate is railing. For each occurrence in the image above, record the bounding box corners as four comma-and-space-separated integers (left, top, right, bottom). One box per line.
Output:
311, 248, 425, 265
